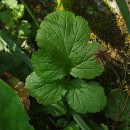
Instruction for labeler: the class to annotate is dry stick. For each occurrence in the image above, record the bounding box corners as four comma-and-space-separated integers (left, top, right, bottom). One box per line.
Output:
106, 57, 122, 88
47, 116, 58, 130
106, 57, 129, 130
122, 45, 130, 88
112, 49, 130, 130
118, 92, 130, 121
112, 92, 130, 130
107, 0, 130, 127
123, 63, 127, 84
112, 0, 130, 127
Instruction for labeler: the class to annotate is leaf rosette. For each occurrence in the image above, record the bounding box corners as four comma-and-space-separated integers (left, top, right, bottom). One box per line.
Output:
26, 11, 107, 113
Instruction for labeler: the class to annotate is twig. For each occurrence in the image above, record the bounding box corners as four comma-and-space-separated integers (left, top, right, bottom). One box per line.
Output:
112, 92, 130, 130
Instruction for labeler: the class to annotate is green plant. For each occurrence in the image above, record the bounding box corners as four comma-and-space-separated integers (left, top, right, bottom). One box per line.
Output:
63, 121, 80, 130
0, 0, 31, 39
105, 89, 130, 122
115, 0, 130, 34
19, 0, 39, 28
0, 30, 33, 72
1, 0, 130, 129
0, 80, 33, 130
25, 11, 107, 115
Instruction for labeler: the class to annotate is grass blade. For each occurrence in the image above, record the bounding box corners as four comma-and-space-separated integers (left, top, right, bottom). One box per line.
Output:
71, 111, 91, 130
19, 0, 40, 29
0, 30, 33, 71
116, 0, 130, 34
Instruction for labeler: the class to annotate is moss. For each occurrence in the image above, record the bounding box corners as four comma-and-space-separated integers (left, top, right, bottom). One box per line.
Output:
62, 0, 74, 10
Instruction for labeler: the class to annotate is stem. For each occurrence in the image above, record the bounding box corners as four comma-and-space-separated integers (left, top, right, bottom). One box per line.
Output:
103, 0, 116, 13
63, 102, 91, 130
116, 0, 130, 34
106, 57, 122, 89
71, 111, 91, 130
19, 0, 40, 29
112, 92, 130, 130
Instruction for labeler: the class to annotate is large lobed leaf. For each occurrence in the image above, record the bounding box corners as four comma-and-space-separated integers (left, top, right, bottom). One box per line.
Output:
26, 73, 106, 113
33, 11, 104, 81
32, 48, 68, 82
26, 11, 106, 113
66, 80, 107, 113
26, 72, 66, 105
0, 80, 33, 130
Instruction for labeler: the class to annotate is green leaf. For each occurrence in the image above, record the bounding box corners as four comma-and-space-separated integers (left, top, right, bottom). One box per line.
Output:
100, 124, 109, 130
70, 42, 104, 79
0, 30, 33, 71
118, 126, 130, 130
5, 0, 18, 9
72, 111, 91, 130
66, 80, 107, 113
0, 80, 33, 130
116, 0, 130, 34
0, 10, 16, 29
0, 51, 22, 75
57, 118, 67, 128
26, 72, 66, 105
87, 119, 108, 130
64, 121, 80, 130
86, 6, 94, 15
34, 11, 104, 81
17, 20, 31, 39
7, 19, 16, 29
12, 4, 24, 20
0, 41, 4, 51
118, 123, 130, 130
0, 10, 12, 24
26, 11, 106, 114
0, 0, 5, 10
32, 48, 69, 81
45, 102, 66, 117
105, 89, 130, 122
